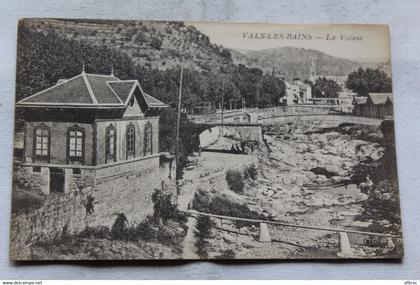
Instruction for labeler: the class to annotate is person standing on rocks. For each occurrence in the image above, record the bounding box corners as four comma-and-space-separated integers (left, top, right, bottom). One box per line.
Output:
86, 195, 95, 216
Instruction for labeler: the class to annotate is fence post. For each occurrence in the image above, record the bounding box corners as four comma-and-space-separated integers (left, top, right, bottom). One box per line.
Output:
387, 237, 395, 249
259, 222, 271, 242
337, 232, 354, 257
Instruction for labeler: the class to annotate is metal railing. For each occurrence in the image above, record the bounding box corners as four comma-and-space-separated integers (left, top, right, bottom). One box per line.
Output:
182, 209, 402, 257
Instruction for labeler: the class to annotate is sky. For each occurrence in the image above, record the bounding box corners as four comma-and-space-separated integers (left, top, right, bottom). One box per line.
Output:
188, 22, 390, 63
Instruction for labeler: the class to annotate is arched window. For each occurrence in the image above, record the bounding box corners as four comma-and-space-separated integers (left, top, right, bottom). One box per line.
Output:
106, 124, 117, 163
126, 123, 135, 159
143, 121, 152, 156
33, 124, 50, 162
67, 125, 85, 164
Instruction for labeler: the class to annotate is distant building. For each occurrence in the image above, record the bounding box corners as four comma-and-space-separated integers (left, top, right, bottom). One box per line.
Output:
282, 78, 312, 105
309, 60, 317, 83
352, 93, 393, 119
16, 70, 170, 195
336, 91, 357, 113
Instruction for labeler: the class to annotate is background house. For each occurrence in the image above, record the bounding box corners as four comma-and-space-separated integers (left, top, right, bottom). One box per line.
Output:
283, 78, 312, 105
353, 93, 393, 119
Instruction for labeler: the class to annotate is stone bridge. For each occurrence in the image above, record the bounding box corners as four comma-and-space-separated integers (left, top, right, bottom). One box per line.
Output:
259, 114, 383, 126
190, 107, 385, 149
189, 105, 384, 127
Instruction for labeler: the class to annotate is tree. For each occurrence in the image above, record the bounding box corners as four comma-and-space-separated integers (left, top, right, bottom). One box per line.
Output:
259, 75, 286, 106
231, 64, 263, 108
15, 23, 136, 102
346, 67, 392, 96
150, 37, 162, 50
159, 108, 198, 180
194, 216, 212, 258
220, 48, 232, 60
312, 77, 342, 98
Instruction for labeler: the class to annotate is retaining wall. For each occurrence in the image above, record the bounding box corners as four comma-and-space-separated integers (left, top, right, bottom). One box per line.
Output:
9, 158, 172, 260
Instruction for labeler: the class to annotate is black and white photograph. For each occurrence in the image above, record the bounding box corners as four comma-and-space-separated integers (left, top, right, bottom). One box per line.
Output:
9, 18, 403, 260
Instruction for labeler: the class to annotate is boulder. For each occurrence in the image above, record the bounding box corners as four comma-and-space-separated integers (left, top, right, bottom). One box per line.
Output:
331, 176, 343, 184
223, 233, 236, 244
379, 219, 391, 226
310, 167, 338, 179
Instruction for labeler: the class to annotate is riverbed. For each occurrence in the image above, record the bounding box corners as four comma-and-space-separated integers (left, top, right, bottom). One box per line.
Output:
198, 121, 393, 259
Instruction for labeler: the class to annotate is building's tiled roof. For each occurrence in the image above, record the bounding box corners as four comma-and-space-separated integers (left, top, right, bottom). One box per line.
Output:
85, 74, 121, 104
107, 81, 137, 104
22, 75, 94, 104
368, 93, 393, 105
143, 92, 167, 107
16, 72, 168, 109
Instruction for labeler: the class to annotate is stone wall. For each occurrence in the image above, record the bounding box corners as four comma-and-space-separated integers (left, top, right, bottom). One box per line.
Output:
198, 125, 263, 149
220, 125, 263, 142
9, 155, 171, 260
199, 127, 220, 148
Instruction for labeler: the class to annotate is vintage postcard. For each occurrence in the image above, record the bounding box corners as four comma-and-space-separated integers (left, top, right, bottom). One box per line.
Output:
10, 19, 402, 260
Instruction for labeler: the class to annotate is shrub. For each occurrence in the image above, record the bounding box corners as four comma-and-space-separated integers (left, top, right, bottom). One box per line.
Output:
192, 191, 264, 227
243, 164, 258, 180
13, 167, 46, 193
151, 189, 180, 224
12, 167, 46, 214
220, 48, 232, 59
110, 213, 128, 240
11, 189, 45, 214
194, 216, 213, 258
133, 216, 156, 242
150, 37, 162, 50
79, 226, 110, 239
134, 33, 147, 44
195, 215, 212, 237
215, 249, 235, 259
226, 170, 245, 193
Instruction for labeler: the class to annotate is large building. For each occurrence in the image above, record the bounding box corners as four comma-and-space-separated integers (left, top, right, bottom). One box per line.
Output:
16, 70, 170, 195
352, 93, 393, 119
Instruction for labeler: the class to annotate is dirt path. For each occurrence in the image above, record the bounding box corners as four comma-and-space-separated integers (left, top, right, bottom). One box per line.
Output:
178, 151, 257, 211
178, 151, 258, 259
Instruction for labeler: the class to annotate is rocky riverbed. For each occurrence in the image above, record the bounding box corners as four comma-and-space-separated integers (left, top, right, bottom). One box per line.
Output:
191, 121, 402, 259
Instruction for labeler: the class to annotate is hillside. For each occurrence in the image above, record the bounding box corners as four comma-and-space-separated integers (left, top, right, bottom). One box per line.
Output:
16, 19, 286, 110
22, 18, 233, 72
231, 47, 365, 81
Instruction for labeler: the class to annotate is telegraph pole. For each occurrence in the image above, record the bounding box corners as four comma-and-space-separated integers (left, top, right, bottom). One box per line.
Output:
221, 77, 225, 123
175, 65, 183, 196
